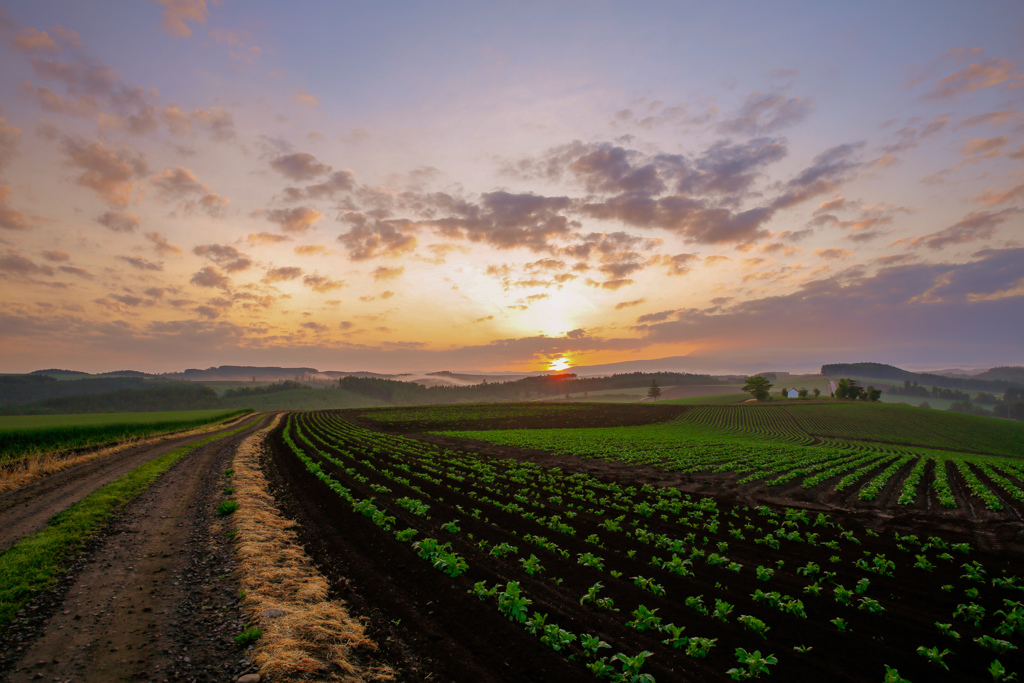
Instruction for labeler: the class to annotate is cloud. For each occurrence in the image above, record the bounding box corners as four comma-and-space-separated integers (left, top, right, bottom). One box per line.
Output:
0, 114, 21, 172
974, 182, 1024, 205
337, 213, 417, 260
903, 209, 1021, 250
654, 252, 699, 276
299, 170, 356, 200
426, 191, 576, 252
12, 27, 59, 54
145, 231, 182, 255
301, 321, 328, 333
302, 274, 345, 292
372, 265, 404, 281
960, 136, 1008, 158
265, 206, 324, 233
157, 0, 209, 38
270, 152, 332, 181
42, 250, 69, 262
190, 265, 230, 288
0, 187, 36, 231
814, 247, 853, 260
0, 248, 55, 277
58, 265, 93, 279
614, 298, 646, 310
151, 166, 229, 216
161, 104, 235, 141
117, 255, 163, 271
636, 309, 676, 324
924, 56, 1024, 99
96, 210, 140, 233
193, 244, 251, 272
959, 109, 1022, 127
247, 231, 291, 246
263, 266, 303, 283
61, 136, 148, 206
717, 92, 815, 136
289, 88, 319, 107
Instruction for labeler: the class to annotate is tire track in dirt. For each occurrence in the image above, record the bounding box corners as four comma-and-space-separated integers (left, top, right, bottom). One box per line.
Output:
0, 413, 272, 682
0, 413, 262, 552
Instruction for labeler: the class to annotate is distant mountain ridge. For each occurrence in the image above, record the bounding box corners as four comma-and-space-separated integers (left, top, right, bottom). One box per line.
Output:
821, 362, 1023, 392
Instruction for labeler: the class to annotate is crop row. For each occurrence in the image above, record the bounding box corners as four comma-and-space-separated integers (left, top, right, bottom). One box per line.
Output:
278, 411, 1024, 682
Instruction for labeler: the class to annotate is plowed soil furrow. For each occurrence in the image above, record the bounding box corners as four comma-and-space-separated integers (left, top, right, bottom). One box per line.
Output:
0, 413, 271, 682
0, 414, 261, 552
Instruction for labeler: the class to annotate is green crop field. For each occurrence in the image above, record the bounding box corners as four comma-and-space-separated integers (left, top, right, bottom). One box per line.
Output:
0, 408, 249, 461
272, 409, 1024, 681
403, 401, 1024, 513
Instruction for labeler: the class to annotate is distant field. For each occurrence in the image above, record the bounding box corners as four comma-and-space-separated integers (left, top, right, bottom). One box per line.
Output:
0, 409, 248, 461
219, 388, 384, 411
434, 400, 1024, 512
659, 392, 749, 405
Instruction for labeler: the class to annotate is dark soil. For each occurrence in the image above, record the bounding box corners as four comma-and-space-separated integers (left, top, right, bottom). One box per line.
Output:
269, 411, 1024, 683
0, 414, 271, 682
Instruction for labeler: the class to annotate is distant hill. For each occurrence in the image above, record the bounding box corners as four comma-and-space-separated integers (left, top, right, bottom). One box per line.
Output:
0, 375, 163, 406
973, 366, 1024, 384
179, 365, 317, 381
821, 362, 1022, 392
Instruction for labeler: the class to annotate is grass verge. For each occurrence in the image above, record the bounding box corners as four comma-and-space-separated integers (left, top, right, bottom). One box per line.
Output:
0, 418, 255, 629
231, 415, 392, 682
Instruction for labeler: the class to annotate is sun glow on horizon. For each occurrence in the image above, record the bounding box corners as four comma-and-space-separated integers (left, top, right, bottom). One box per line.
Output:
548, 357, 571, 372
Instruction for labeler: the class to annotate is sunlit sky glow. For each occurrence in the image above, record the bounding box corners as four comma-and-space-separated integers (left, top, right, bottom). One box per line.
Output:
0, 1, 1022, 374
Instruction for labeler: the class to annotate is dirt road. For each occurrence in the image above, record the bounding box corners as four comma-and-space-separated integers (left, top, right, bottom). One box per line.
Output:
0, 413, 271, 682
0, 413, 262, 553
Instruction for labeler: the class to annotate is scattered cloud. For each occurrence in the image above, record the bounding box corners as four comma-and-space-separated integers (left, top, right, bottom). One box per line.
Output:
190, 265, 230, 288
372, 265, 404, 281
61, 136, 148, 206
901, 208, 1021, 250
0, 187, 36, 231
270, 152, 332, 181
262, 266, 303, 283
717, 91, 815, 136
96, 210, 140, 233
193, 243, 251, 272
265, 206, 323, 233
614, 298, 646, 310
247, 231, 291, 246
302, 274, 345, 292
157, 0, 209, 38
118, 255, 163, 271
145, 231, 182, 255
0, 114, 22, 172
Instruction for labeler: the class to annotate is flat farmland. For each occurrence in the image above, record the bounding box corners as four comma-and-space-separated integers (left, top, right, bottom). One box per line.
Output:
265, 404, 1024, 682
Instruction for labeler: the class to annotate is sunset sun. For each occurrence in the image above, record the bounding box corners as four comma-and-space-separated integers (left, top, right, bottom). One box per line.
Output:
548, 357, 571, 372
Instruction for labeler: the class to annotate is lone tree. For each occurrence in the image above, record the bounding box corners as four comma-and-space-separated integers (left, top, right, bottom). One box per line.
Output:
742, 375, 773, 401
647, 379, 662, 400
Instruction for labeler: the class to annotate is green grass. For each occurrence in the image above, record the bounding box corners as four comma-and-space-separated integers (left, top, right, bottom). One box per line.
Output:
219, 388, 384, 411
0, 409, 249, 462
0, 420, 253, 628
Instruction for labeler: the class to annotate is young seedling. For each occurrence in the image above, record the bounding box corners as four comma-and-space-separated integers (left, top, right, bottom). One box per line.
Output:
831, 617, 849, 632
883, 665, 910, 682
935, 622, 960, 639
988, 659, 1018, 682
216, 500, 239, 517
234, 626, 262, 646
726, 647, 778, 680
580, 633, 611, 658
520, 554, 545, 576
714, 599, 735, 622
660, 623, 687, 649
974, 635, 1018, 654
611, 651, 655, 683
917, 645, 952, 670
626, 605, 662, 632
738, 615, 769, 639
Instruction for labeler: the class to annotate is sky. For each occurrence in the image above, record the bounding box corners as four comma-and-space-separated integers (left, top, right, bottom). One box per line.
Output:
0, 1, 1022, 375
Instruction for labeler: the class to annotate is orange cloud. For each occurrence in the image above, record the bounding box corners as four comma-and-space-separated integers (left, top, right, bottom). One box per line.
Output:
0, 114, 23, 172
190, 265, 230, 288
372, 265, 404, 281
96, 211, 140, 233
145, 231, 182, 255
247, 232, 291, 246
263, 266, 303, 283
974, 182, 1024, 205
157, 0, 208, 38
265, 206, 323, 233
289, 88, 320, 108
960, 136, 1008, 158
13, 28, 59, 54
926, 56, 1024, 99
0, 187, 36, 231
303, 274, 345, 292
814, 247, 852, 260
61, 137, 147, 206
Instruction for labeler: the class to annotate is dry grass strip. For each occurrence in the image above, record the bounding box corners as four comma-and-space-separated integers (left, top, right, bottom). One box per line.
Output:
0, 413, 254, 494
232, 414, 393, 682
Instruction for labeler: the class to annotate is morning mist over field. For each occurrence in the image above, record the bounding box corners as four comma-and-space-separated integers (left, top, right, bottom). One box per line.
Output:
0, 2, 1022, 375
